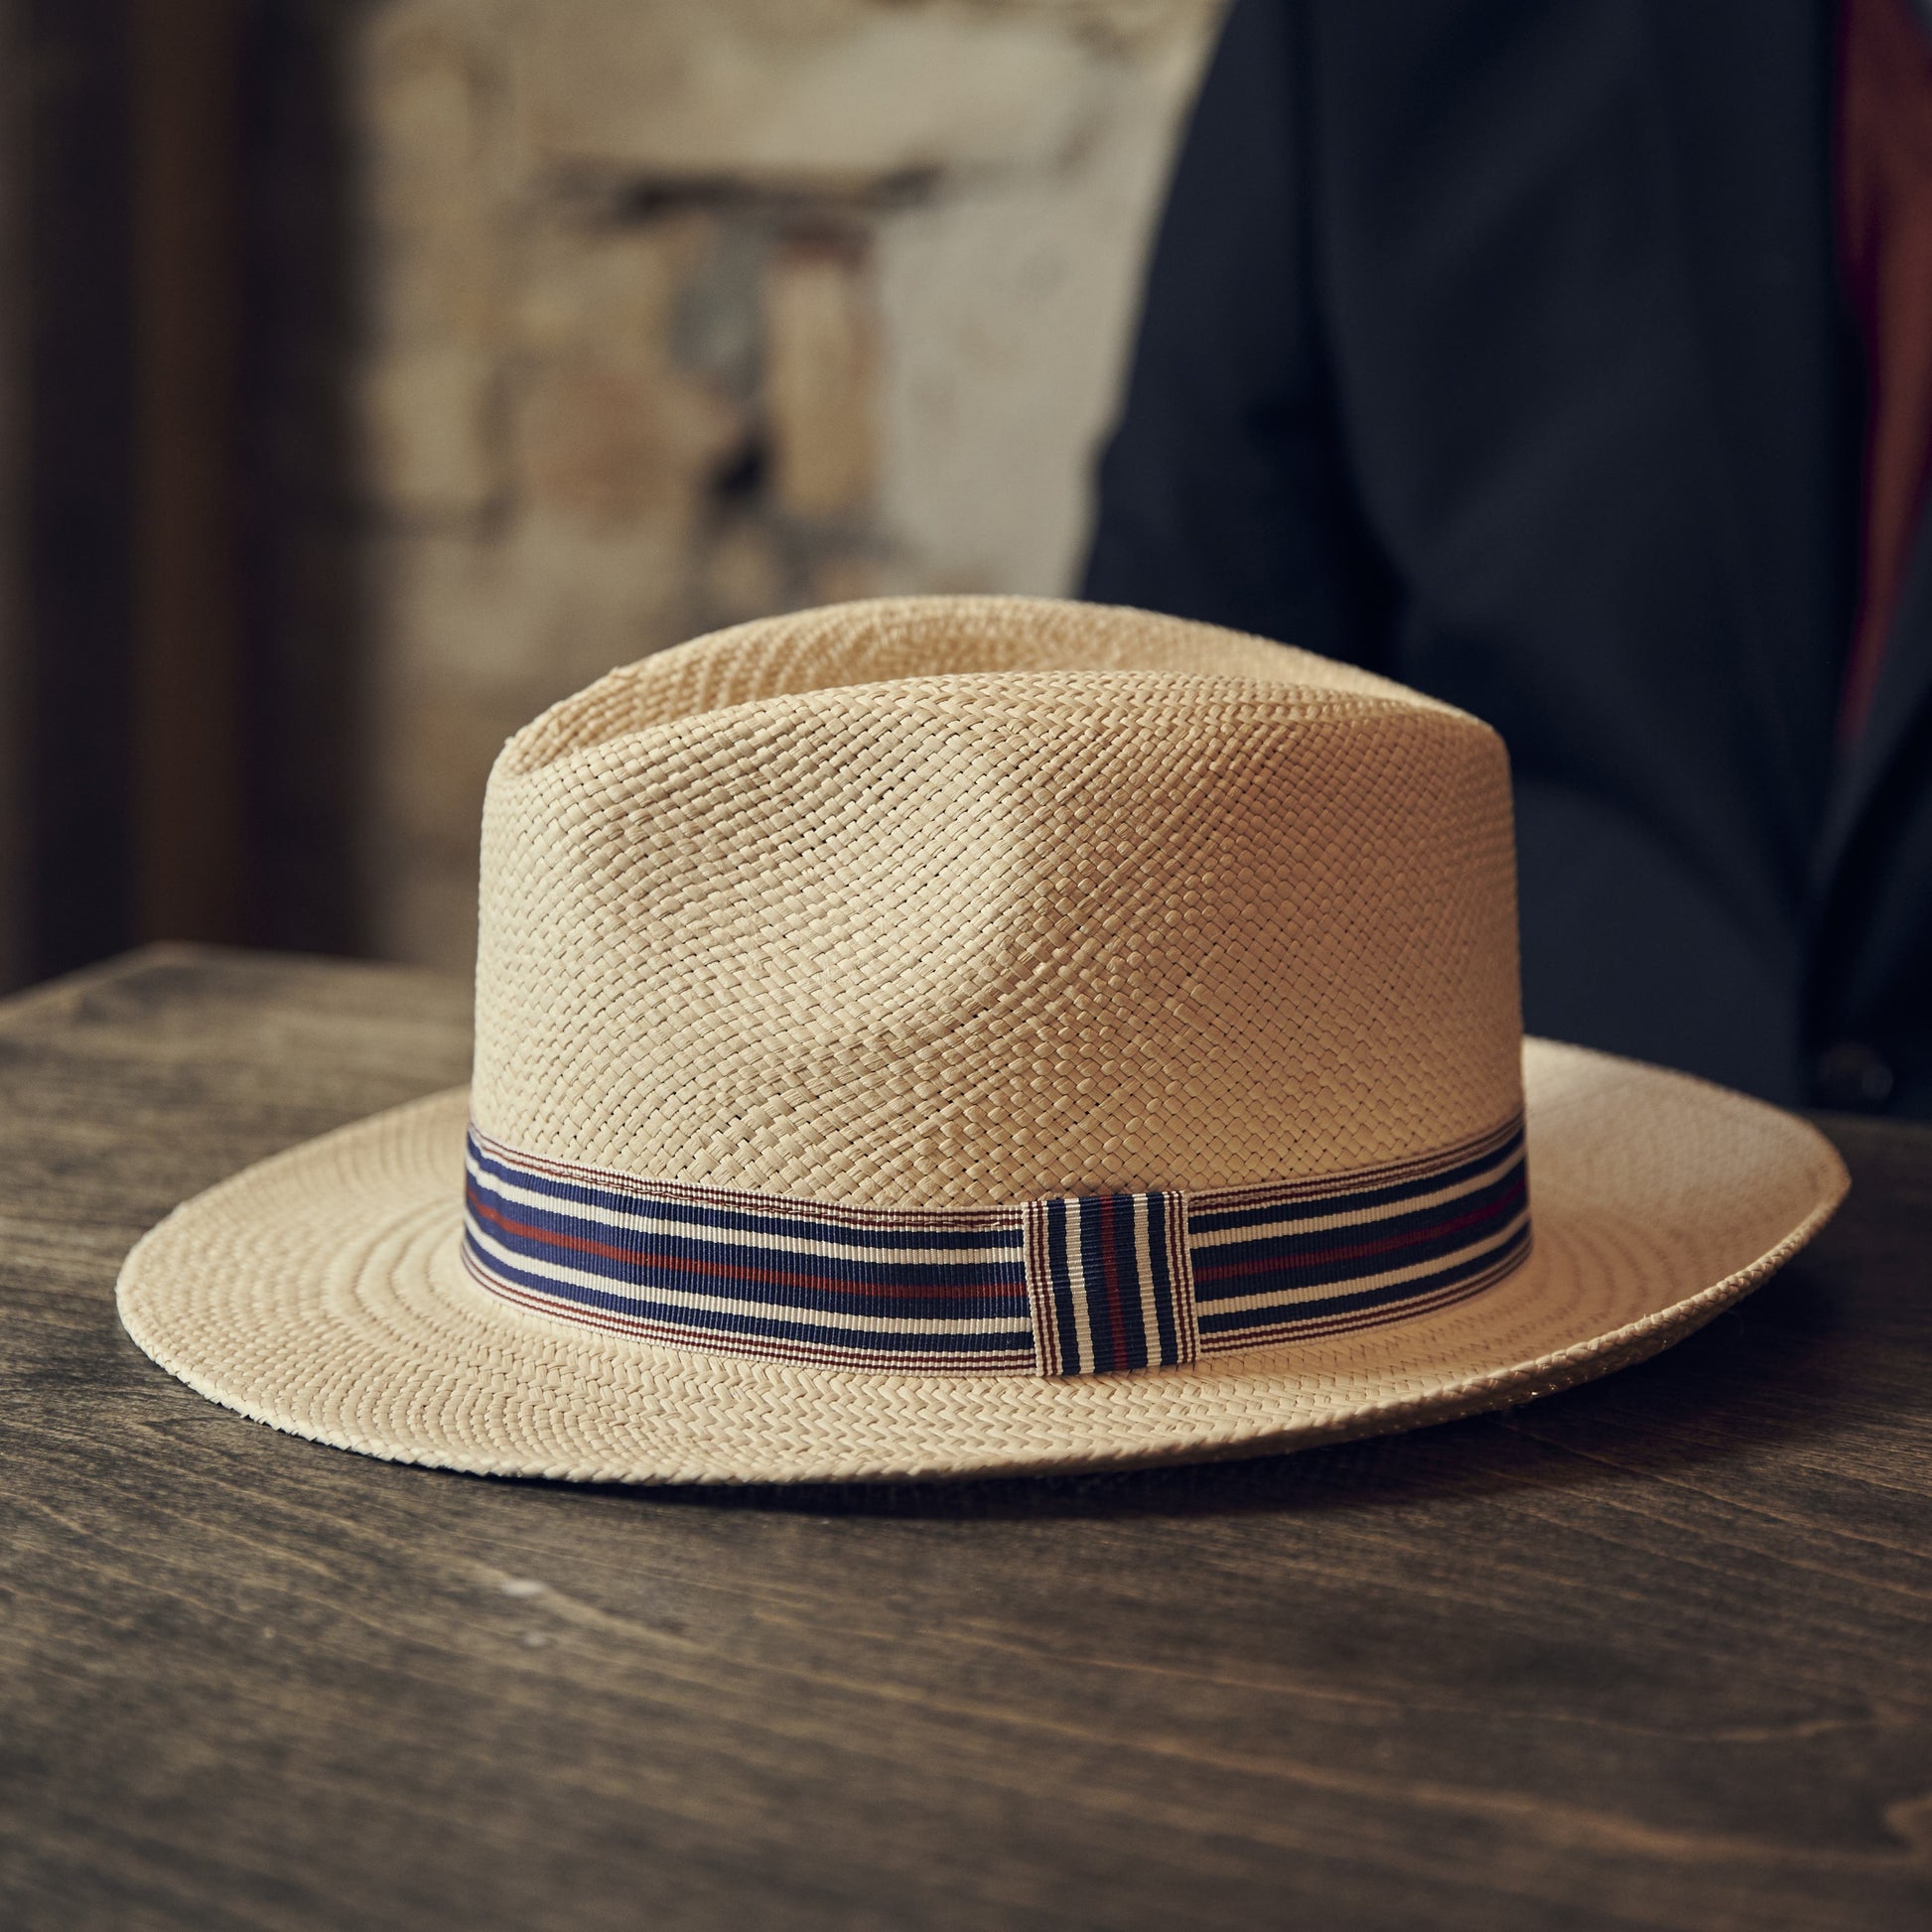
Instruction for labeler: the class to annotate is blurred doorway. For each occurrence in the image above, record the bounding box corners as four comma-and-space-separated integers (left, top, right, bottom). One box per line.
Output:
2, 0, 363, 992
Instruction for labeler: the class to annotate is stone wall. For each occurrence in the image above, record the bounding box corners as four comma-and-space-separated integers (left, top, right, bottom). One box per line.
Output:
331, 0, 1218, 969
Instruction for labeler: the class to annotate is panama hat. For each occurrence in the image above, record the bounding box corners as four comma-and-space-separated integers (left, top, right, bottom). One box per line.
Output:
118, 596, 1848, 1483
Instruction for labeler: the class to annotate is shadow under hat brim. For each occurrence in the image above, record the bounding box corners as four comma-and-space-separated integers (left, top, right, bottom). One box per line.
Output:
115, 1039, 1848, 1484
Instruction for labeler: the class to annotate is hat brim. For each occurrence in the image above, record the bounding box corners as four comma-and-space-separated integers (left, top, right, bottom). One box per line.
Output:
116, 1039, 1847, 1484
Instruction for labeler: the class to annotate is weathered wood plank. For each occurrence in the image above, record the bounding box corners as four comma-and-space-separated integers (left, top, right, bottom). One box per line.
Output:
0, 947, 1927, 1931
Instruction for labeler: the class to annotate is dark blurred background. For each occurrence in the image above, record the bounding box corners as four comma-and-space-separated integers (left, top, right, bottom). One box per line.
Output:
0, 0, 1215, 989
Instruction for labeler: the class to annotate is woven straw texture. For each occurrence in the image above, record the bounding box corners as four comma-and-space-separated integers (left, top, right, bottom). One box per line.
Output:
117, 596, 1849, 1481
474, 596, 1520, 1203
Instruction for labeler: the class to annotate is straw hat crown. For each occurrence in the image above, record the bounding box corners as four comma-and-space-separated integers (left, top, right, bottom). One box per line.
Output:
469, 596, 1524, 1209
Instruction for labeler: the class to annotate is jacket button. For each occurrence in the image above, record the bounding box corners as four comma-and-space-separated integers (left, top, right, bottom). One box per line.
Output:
1813, 1040, 1894, 1111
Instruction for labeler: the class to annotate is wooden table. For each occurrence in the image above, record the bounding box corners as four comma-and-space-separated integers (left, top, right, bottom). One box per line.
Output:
2, 947, 1929, 1931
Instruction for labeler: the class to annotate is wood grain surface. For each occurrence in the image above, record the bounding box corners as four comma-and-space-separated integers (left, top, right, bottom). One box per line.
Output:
1, 946, 1928, 1932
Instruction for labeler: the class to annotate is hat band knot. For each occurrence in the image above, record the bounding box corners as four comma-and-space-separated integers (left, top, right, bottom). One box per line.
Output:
459, 1114, 1530, 1378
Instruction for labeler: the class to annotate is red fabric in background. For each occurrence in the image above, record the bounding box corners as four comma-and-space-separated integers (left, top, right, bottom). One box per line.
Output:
1839, 0, 1932, 745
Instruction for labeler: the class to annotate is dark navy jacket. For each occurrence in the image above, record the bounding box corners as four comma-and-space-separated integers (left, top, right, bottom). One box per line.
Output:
1083, 0, 1932, 1117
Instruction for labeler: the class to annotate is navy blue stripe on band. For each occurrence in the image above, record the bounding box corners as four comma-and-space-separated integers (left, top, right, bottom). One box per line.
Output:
467, 1137, 1022, 1255
1186, 1119, 1526, 1233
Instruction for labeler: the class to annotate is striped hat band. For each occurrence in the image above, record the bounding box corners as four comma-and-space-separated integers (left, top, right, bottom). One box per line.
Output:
461, 1113, 1531, 1378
